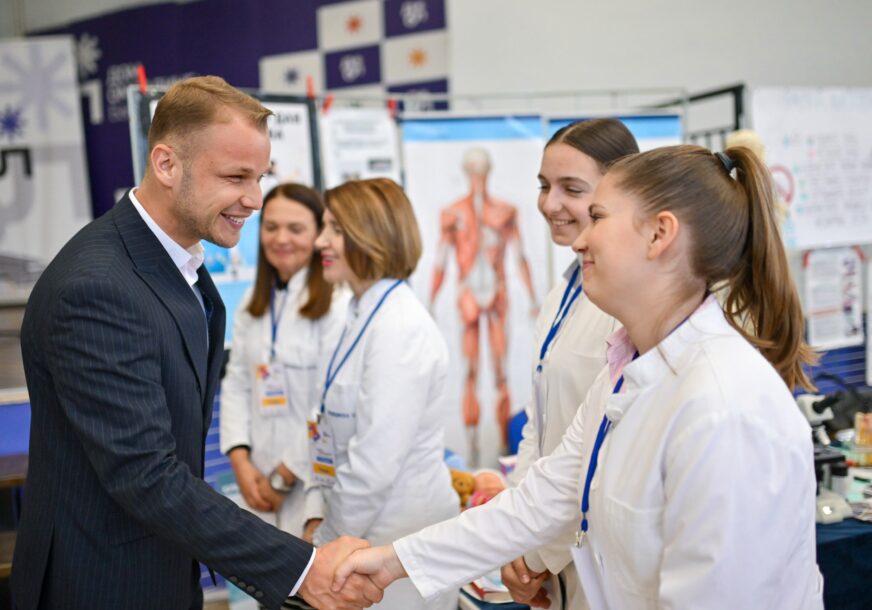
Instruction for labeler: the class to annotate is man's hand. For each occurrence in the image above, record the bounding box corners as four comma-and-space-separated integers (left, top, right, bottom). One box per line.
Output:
228, 449, 271, 512
501, 557, 551, 608
332, 544, 407, 592
298, 536, 384, 610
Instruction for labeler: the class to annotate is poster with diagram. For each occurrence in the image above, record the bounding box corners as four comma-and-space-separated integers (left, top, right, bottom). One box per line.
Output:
804, 247, 864, 350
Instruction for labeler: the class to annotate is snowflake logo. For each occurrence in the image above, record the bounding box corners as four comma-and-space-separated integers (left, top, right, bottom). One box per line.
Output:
75, 33, 102, 79
339, 54, 366, 83
400, 1, 429, 29
0, 106, 25, 140
0, 44, 74, 132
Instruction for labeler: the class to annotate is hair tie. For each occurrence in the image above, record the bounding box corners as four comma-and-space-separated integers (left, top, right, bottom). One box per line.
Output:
715, 152, 736, 175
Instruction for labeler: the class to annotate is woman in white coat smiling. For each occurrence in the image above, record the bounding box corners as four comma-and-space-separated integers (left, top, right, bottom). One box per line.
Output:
304, 178, 459, 610
220, 183, 347, 537
335, 146, 824, 610
504, 118, 639, 610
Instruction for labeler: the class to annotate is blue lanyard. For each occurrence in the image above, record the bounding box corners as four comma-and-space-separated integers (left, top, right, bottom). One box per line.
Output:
537, 264, 583, 373
269, 285, 290, 361
578, 351, 638, 540
320, 279, 403, 413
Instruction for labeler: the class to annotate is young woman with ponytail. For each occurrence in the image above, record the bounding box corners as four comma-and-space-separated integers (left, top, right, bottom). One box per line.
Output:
333, 145, 824, 610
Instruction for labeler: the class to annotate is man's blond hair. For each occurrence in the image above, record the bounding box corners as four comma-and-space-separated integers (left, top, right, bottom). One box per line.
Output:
147, 75, 272, 157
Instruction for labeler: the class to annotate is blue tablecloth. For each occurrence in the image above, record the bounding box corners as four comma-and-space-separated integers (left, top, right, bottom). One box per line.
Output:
817, 518, 872, 610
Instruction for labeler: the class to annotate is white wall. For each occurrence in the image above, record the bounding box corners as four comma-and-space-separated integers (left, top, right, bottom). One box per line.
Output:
447, 0, 872, 95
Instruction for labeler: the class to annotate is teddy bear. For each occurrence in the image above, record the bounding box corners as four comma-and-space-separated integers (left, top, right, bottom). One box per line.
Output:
449, 468, 476, 510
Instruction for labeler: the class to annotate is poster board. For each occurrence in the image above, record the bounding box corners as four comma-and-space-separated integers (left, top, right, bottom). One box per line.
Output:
803, 247, 864, 350
130, 91, 320, 342
751, 87, 872, 251
401, 115, 547, 467
0, 36, 92, 302
320, 107, 401, 188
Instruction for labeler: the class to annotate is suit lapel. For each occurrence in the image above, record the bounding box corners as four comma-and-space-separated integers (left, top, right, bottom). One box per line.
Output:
112, 194, 209, 395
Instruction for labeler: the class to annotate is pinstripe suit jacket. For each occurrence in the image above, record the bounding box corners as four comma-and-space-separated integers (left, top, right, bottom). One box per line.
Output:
12, 194, 313, 610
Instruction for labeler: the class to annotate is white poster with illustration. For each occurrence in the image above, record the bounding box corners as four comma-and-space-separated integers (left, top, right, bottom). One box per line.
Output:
0, 36, 91, 301
402, 115, 548, 468
320, 107, 401, 188
751, 87, 872, 250
804, 247, 864, 350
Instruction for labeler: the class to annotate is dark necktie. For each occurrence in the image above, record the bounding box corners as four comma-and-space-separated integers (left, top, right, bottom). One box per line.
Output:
195, 280, 213, 352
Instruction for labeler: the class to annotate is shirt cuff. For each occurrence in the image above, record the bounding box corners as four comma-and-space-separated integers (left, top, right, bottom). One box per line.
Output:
288, 547, 317, 597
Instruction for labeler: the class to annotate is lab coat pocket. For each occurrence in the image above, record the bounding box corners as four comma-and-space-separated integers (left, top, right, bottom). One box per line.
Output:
602, 494, 663, 600
323, 381, 359, 451
278, 344, 319, 413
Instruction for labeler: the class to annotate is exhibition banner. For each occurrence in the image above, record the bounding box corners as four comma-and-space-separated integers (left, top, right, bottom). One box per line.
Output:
0, 36, 91, 301
402, 116, 547, 467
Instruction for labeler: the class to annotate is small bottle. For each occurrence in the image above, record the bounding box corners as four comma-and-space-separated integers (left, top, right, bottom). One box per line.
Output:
830, 463, 849, 498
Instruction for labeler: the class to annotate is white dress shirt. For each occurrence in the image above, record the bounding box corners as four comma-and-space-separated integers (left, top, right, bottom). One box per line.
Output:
395, 296, 823, 610
220, 271, 349, 535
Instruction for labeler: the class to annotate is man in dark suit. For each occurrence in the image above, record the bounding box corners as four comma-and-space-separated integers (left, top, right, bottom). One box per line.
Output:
11, 76, 382, 610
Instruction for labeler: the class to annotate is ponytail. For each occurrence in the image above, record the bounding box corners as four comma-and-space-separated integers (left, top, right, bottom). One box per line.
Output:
721, 146, 817, 391
610, 144, 817, 391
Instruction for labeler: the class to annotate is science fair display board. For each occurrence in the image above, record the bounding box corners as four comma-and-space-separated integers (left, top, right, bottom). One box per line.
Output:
751, 87, 872, 251
401, 115, 548, 467
320, 107, 402, 188
131, 91, 320, 342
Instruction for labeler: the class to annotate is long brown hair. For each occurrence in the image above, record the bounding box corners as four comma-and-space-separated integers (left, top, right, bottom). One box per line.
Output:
609, 144, 817, 391
548, 118, 639, 168
248, 183, 333, 320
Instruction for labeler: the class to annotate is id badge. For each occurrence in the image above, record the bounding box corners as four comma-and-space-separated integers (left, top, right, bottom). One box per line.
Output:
307, 414, 337, 487
256, 362, 289, 417
570, 539, 609, 610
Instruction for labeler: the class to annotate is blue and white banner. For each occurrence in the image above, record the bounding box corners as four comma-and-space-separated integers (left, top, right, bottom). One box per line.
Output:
260, 0, 449, 99
0, 36, 91, 300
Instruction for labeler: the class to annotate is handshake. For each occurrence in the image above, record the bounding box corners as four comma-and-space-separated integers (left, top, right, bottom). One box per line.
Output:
296, 536, 408, 610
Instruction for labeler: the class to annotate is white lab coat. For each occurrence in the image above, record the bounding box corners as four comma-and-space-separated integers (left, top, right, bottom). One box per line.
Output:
511, 260, 617, 606
308, 279, 459, 610
395, 296, 823, 610
220, 270, 349, 536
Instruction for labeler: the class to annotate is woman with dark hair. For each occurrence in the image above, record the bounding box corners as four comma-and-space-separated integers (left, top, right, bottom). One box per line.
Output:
503, 118, 639, 609
220, 183, 348, 537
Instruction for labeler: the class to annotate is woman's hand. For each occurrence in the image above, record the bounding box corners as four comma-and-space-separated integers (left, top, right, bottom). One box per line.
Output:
332, 544, 408, 592
256, 476, 285, 512
303, 518, 323, 544
228, 448, 272, 512
501, 556, 552, 608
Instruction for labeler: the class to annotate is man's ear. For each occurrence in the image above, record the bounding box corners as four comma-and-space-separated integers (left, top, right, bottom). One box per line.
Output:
149, 143, 182, 188
646, 210, 680, 260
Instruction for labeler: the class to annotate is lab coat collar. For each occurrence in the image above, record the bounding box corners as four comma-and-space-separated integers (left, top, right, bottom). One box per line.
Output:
605, 295, 728, 423
349, 277, 402, 321
563, 258, 580, 283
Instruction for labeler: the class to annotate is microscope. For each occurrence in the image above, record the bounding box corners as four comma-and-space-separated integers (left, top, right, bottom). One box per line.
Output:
797, 394, 853, 524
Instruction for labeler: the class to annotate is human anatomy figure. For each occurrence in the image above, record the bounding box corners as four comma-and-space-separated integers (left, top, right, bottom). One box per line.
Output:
430, 147, 538, 463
